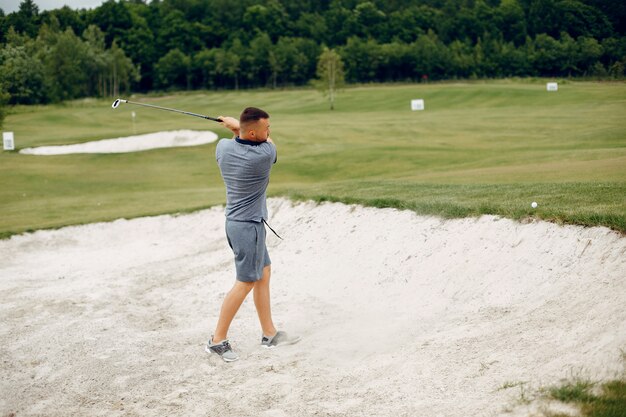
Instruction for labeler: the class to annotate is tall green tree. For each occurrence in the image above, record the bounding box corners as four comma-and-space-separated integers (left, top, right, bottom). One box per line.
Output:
497, 0, 527, 45
379, 42, 414, 81
448, 40, 475, 78
0, 27, 46, 104
40, 5, 85, 35
157, 9, 203, 55
273, 37, 320, 85
227, 38, 246, 90
315, 47, 345, 110
38, 24, 93, 101
107, 40, 139, 96
249, 32, 273, 87
5, 0, 40, 38
0, 41, 46, 104
0, 82, 9, 131
155, 48, 190, 89
341, 37, 383, 82
530, 33, 567, 76
243, 1, 290, 42
114, 9, 155, 90
575, 36, 604, 74
191, 47, 241, 89
353, 2, 388, 41
191, 48, 218, 89
294, 12, 328, 44
88, 0, 132, 47
0, 9, 8, 44
218, 49, 241, 89
387, 7, 435, 43
83, 24, 109, 97
586, 0, 626, 34
556, 0, 613, 39
411, 30, 450, 80
325, 4, 357, 47
601, 36, 626, 68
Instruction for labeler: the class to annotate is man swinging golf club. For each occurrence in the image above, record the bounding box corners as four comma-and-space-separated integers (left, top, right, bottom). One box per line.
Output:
207, 107, 300, 362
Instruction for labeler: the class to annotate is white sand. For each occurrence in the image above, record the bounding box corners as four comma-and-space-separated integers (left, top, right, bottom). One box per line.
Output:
0, 198, 624, 416
19, 130, 218, 155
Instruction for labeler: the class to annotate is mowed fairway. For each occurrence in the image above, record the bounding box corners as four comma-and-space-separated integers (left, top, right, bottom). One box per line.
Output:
1, 80, 625, 237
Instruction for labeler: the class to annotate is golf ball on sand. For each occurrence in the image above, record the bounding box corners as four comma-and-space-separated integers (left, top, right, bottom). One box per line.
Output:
531, 202, 538, 208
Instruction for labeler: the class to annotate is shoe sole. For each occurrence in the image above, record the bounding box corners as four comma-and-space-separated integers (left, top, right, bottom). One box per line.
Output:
262, 336, 302, 349
205, 345, 239, 362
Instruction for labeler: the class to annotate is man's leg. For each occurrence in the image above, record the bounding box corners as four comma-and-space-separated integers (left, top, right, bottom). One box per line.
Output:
253, 265, 277, 338
213, 280, 254, 342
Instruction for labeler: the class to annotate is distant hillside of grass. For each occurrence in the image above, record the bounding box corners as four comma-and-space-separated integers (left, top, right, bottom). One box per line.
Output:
1, 80, 625, 237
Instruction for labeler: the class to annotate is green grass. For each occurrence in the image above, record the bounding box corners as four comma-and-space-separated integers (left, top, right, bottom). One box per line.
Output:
547, 379, 626, 417
1, 80, 625, 237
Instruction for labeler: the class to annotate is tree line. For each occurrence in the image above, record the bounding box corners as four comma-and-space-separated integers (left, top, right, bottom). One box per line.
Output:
0, 0, 625, 107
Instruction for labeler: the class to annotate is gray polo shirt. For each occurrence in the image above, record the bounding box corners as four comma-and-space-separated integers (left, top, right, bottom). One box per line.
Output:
216, 137, 277, 222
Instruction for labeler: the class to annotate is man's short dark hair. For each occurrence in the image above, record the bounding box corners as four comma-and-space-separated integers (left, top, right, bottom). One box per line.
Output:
240, 107, 269, 125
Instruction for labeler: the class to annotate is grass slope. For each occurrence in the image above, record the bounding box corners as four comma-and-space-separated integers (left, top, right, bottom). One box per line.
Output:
1, 80, 625, 237
548, 379, 626, 417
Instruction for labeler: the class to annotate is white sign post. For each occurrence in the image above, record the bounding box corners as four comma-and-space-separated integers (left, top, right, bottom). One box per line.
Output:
3, 132, 15, 150
411, 99, 425, 111
546, 82, 558, 92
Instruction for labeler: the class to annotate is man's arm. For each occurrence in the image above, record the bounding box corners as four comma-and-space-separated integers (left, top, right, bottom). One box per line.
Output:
218, 116, 240, 138
267, 137, 277, 163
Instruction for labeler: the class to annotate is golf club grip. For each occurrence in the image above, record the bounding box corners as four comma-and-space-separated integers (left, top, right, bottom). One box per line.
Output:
182, 111, 222, 123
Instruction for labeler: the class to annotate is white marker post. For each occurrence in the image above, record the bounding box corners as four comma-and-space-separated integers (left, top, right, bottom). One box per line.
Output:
411, 99, 425, 111
3, 132, 15, 150
131, 111, 137, 134
546, 82, 558, 92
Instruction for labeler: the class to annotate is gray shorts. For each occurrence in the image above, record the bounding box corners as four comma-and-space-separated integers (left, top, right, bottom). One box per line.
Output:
225, 220, 271, 282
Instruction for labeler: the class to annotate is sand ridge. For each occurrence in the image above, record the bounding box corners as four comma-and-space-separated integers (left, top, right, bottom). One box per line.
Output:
19, 130, 218, 155
0, 198, 624, 416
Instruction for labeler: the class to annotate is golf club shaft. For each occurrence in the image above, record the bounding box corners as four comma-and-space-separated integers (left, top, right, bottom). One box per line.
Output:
121, 99, 222, 122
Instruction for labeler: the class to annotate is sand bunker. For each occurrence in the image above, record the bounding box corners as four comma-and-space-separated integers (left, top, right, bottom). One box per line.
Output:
0, 199, 624, 416
19, 130, 218, 155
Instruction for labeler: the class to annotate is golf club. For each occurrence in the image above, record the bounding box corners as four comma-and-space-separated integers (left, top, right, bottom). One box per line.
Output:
112, 98, 222, 122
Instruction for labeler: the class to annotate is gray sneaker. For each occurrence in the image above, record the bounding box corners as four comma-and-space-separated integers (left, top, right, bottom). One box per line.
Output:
205, 338, 239, 362
261, 331, 301, 348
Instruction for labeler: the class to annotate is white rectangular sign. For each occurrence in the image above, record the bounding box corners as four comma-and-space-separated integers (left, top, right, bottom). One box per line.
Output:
411, 99, 425, 111
546, 82, 558, 91
3, 132, 14, 150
